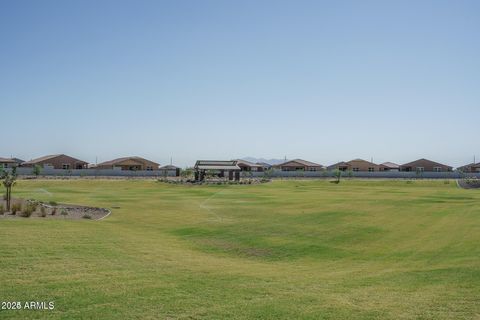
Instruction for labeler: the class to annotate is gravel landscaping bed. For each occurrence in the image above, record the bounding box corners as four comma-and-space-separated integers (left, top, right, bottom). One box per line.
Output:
0, 198, 110, 220
457, 178, 480, 189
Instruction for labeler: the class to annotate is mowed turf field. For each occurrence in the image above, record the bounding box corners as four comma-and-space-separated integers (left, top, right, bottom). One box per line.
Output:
0, 179, 479, 319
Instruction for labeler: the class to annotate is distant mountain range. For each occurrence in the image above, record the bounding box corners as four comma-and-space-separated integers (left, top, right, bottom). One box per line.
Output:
241, 157, 287, 165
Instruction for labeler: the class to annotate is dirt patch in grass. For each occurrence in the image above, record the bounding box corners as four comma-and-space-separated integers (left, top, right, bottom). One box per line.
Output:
0, 198, 110, 220
197, 238, 273, 258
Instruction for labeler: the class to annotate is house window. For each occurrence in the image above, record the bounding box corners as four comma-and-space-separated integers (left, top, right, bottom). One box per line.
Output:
308, 167, 316, 171
368, 167, 374, 172
146, 166, 153, 171
433, 167, 442, 172
353, 168, 359, 172
416, 167, 424, 172
62, 164, 70, 170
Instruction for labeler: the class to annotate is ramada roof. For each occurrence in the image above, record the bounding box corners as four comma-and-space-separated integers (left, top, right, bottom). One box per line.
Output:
194, 160, 240, 170
23, 154, 88, 165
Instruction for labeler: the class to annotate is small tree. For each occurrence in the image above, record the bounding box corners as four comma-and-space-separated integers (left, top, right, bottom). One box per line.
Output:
32, 165, 41, 177
346, 169, 354, 179
333, 169, 342, 184
1, 167, 17, 212
181, 168, 193, 179
264, 168, 274, 179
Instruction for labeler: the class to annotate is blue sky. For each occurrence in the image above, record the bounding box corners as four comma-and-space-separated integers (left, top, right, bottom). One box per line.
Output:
1, 0, 479, 167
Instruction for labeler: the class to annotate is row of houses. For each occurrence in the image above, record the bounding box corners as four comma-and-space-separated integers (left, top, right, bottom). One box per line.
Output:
2, 154, 480, 175
191, 158, 480, 182
0, 154, 181, 175
230, 158, 480, 173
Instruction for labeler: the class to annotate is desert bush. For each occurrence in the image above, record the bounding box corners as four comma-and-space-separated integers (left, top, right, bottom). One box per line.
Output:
39, 206, 47, 217
60, 209, 68, 217
11, 203, 21, 215
51, 207, 57, 215
29, 201, 39, 211
20, 204, 35, 217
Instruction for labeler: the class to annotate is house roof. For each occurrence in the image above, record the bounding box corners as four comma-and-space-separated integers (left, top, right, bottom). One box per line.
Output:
457, 162, 480, 170
97, 156, 159, 167
276, 159, 323, 167
11, 158, 24, 163
194, 160, 240, 170
23, 154, 88, 165
400, 158, 452, 169
160, 165, 180, 170
347, 159, 379, 166
380, 162, 400, 169
326, 161, 350, 170
0, 157, 16, 163
256, 162, 272, 167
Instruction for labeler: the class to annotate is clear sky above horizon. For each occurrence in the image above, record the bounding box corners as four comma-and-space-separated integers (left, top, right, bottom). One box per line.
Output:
1, 0, 479, 167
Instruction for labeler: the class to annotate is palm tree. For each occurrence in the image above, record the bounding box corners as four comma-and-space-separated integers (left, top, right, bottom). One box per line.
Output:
1, 167, 17, 212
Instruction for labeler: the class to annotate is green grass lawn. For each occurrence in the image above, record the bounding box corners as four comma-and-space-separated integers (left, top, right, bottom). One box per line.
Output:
0, 179, 479, 319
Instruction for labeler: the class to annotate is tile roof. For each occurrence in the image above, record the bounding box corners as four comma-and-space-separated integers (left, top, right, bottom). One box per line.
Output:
97, 156, 159, 167
277, 159, 323, 167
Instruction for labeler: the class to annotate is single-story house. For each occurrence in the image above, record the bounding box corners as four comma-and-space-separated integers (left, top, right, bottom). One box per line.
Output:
159, 165, 181, 176
346, 159, 380, 172
457, 162, 480, 173
379, 162, 400, 172
22, 154, 88, 170
274, 159, 324, 171
194, 160, 240, 181
235, 159, 264, 172
95, 157, 160, 171
256, 162, 272, 171
326, 161, 350, 171
400, 158, 453, 172
0, 157, 18, 169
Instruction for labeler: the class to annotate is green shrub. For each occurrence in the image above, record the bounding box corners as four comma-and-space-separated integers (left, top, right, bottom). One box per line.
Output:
48, 200, 58, 206
82, 214, 92, 219
60, 209, 68, 217
0, 205, 4, 215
